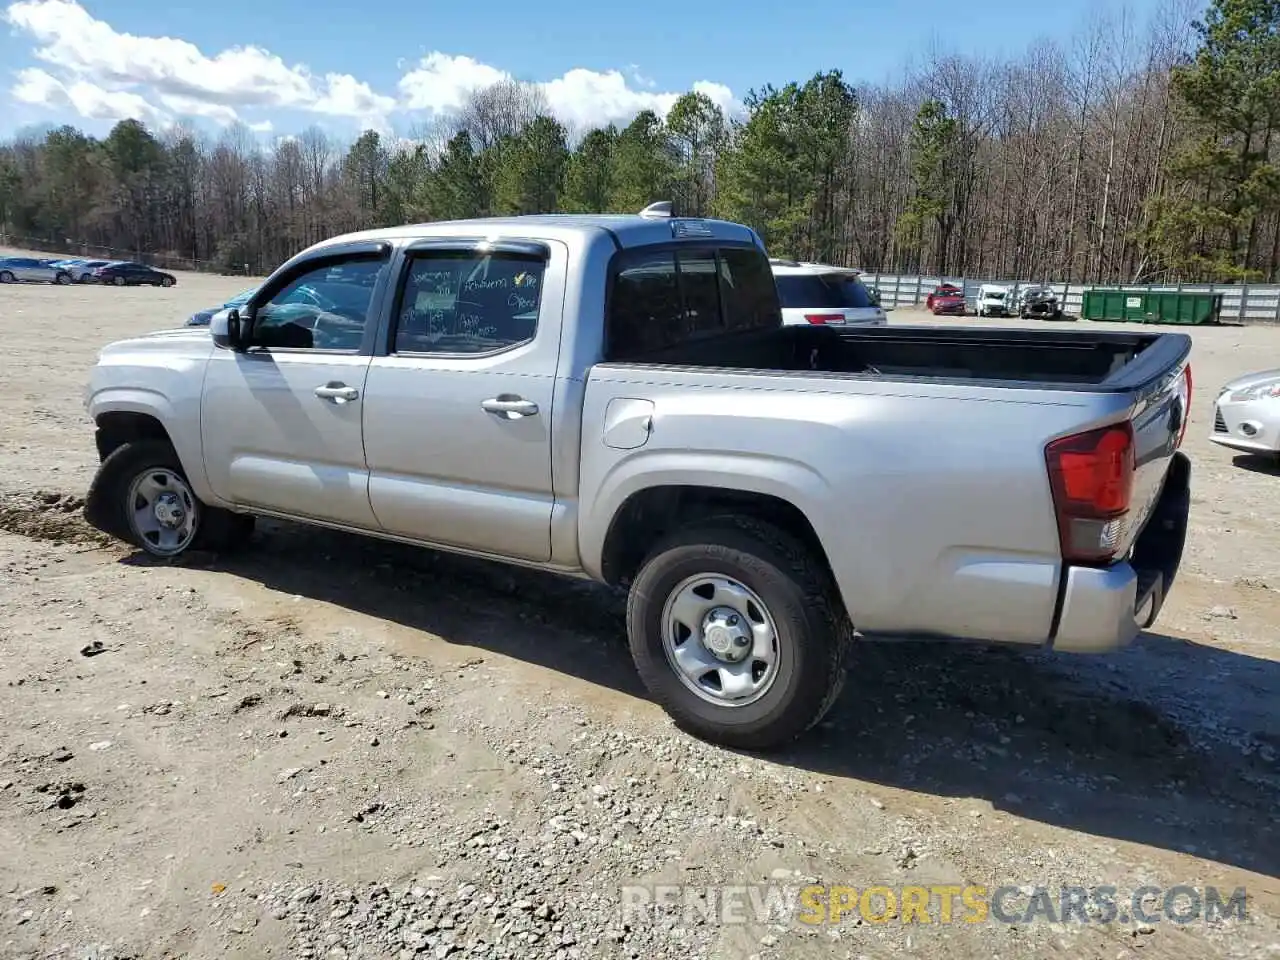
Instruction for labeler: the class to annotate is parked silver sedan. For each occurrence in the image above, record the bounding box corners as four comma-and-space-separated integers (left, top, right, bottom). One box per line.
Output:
51, 258, 118, 282
1210, 367, 1280, 456
0, 256, 73, 284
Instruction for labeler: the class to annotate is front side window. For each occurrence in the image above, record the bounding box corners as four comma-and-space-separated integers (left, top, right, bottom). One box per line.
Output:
252, 257, 384, 350
394, 252, 545, 355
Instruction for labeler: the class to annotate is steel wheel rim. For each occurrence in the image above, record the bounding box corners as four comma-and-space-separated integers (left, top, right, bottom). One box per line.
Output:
660, 573, 782, 707
126, 467, 198, 556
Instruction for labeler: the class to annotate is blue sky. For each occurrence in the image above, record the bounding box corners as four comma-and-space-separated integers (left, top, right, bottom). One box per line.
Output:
2, 0, 1178, 141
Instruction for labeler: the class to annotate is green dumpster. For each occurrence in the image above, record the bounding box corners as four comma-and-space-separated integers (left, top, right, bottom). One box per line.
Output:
1081, 289, 1222, 325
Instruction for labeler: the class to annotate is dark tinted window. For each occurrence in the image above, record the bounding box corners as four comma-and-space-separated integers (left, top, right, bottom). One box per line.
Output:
606, 245, 781, 360
676, 251, 722, 337
606, 252, 681, 359
775, 272, 873, 309
719, 247, 783, 329
394, 252, 544, 354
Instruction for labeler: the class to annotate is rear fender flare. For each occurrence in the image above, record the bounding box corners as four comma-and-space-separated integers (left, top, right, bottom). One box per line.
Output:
582, 450, 841, 578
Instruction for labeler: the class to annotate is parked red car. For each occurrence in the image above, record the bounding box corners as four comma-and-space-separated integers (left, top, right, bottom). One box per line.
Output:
926, 284, 966, 315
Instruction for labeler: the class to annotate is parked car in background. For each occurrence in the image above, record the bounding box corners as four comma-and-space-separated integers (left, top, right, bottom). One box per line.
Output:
0, 256, 73, 284
53, 258, 119, 282
1210, 368, 1280, 457
977, 283, 1012, 317
926, 283, 967, 315
93, 261, 176, 287
770, 258, 887, 326
1016, 284, 1064, 320
185, 287, 258, 326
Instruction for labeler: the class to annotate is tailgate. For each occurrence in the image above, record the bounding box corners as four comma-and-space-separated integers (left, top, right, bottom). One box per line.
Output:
1119, 350, 1192, 558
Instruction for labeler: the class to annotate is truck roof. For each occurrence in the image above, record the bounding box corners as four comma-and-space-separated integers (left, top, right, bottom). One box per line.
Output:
297, 209, 763, 257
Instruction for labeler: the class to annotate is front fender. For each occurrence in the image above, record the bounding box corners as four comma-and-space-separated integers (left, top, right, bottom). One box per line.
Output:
86, 386, 220, 507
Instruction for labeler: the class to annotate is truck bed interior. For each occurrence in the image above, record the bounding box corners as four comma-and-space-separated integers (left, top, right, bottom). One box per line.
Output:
613, 325, 1182, 391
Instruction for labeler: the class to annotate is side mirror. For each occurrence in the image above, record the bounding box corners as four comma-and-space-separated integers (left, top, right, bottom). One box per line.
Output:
210, 307, 248, 351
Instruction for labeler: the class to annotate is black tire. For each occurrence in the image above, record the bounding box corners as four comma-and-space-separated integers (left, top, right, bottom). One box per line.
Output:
113, 276, 125, 286
84, 439, 254, 557
54, 272, 71, 285
0, 271, 14, 283
626, 517, 852, 750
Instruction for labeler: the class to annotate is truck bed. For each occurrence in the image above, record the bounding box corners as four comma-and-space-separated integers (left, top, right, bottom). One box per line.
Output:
620, 324, 1186, 392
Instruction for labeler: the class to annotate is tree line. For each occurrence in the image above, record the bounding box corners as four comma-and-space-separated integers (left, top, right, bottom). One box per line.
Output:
1, 0, 1277, 284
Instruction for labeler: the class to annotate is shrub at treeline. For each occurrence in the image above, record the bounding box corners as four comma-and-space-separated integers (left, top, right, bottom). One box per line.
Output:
1, 0, 1277, 283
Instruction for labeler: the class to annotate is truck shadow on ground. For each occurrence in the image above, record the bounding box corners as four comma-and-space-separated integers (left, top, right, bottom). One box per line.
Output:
173, 519, 1279, 880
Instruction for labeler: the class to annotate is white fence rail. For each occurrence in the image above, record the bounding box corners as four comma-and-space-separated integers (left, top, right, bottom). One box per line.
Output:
864, 273, 1280, 324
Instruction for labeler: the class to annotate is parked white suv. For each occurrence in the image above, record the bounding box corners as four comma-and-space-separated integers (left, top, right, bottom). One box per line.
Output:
770, 259, 887, 327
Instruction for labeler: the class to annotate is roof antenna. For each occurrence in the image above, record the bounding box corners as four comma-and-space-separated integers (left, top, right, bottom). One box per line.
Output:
639, 201, 673, 218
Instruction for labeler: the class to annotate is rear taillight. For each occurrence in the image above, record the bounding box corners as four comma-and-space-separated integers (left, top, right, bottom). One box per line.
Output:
1176, 364, 1192, 449
805, 313, 842, 325
1045, 422, 1135, 565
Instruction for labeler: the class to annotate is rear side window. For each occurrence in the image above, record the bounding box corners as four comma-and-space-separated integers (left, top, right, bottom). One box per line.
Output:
394, 251, 544, 355
606, 245, 781, 360
775, 272, 873, 309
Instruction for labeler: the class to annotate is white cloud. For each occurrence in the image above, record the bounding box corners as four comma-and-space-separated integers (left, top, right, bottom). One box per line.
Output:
398, 53, 508, 113
158, 93, 239, 126
5, 1, 739, 137
313, 74, 397, 132
13, 66, 166, 125
397, 51, 742, 132
4, 0, 396, 129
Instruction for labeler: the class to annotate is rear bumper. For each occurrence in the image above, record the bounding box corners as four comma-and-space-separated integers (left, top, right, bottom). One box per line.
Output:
1051, 451, 1190, 652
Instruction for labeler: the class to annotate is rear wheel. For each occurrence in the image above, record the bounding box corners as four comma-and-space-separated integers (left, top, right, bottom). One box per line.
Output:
0, 271, 14, 283
84, 439, 254, 558
54, 272, 71, 285
113, 276, 125, 286
626, 518, 851, 750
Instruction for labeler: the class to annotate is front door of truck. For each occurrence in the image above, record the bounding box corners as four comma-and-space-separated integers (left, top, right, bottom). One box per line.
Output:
201, 247, 392, 529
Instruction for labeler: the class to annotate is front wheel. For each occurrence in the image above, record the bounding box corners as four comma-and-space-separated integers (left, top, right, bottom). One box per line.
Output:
626, 518, 851, 750
160, 276, 173, 287
54, 272, 71, 285
0, 271, 14, 283
113, 276, 125, 286
84, 439, 255, 557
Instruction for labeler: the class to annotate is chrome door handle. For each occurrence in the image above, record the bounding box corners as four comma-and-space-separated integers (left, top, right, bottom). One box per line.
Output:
315, 382, 359, 403
481, 395, 538, 419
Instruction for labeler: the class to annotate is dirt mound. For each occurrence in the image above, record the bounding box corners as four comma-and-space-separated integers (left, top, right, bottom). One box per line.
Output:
0, 490, 112, 546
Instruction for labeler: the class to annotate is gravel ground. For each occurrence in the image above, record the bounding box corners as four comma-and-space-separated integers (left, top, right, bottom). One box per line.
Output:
0, 265, 1278, 960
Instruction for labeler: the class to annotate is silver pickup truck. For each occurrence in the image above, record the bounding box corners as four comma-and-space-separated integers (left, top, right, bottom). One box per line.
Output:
83, 208, 1193, 749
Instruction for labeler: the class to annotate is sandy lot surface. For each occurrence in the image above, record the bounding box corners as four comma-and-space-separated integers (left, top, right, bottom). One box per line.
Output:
0, 264, 1277, 960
